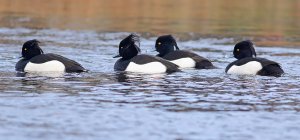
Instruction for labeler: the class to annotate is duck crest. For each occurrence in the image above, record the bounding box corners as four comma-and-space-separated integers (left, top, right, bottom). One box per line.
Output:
22, 39, 44, 60
116, 34, 141, 60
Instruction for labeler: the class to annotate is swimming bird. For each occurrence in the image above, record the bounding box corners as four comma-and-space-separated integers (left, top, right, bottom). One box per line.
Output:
225, 40, 284, 77
155, 35, 214, 69
15, 39, 86, 73
114, 34, 180, 73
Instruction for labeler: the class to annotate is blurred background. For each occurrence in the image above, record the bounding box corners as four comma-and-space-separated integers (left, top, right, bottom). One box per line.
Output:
0, 0, 300, 46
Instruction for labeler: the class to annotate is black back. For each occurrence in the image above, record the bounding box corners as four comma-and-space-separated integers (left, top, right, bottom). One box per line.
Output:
257, 63, 284, 77
155, 35, 214, 69
30, 53, 86, 72
162, 50, 214, 69
114, 54, 180, 73
16, 54, 86, 73
225, 57, 284, 77
132, 54, 179, 73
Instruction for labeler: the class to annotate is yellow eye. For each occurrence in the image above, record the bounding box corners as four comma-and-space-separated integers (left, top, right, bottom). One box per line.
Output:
158, 42, 161, 45
237, 49, 239, 52
24, 48, 27, 51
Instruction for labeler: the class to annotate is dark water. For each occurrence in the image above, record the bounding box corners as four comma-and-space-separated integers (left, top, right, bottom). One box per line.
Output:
1, 0, 300, 140
0, 28, 300, 140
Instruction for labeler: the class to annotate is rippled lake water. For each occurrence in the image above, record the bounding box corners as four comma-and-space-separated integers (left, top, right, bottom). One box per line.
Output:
1, 0, 300, 139
0, 28, 300, 140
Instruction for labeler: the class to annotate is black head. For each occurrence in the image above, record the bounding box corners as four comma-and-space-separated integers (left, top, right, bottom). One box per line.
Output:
233, 40, 257, 59
114, 34, 141, 60
21, 39, 44, 60
155, 35, 180, 57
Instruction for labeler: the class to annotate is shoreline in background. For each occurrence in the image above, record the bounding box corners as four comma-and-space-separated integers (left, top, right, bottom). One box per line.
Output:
0, 0, 299, 47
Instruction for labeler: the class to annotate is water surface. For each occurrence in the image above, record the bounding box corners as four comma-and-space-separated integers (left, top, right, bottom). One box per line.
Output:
0, 1, 300, 140
0, 28, 300, 140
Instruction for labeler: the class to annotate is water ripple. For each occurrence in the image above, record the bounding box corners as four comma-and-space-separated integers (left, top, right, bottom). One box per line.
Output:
0, 28, 300, 140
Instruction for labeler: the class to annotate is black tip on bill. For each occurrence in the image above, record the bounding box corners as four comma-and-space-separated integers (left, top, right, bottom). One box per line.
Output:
113, 54, 121, 58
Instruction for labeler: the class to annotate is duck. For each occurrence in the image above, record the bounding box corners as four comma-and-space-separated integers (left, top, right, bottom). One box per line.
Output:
225, 40, 284, 77
155, 35, 214, 69
15, 39, 86, 73
113, 34, 180, 74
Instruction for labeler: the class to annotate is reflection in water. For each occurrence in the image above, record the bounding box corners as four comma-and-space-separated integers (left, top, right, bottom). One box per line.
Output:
114, 72, 167, 83
89, 71, 300, 112
16, 71, 65, 77
0, 0, 300, 46
2, 70, 300, 112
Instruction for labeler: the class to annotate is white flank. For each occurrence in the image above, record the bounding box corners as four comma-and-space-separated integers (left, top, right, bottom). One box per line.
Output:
227, 61, 263, 75
170, 57, 196, 68
125, 62, 167, 74
24, 60, 65, 72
